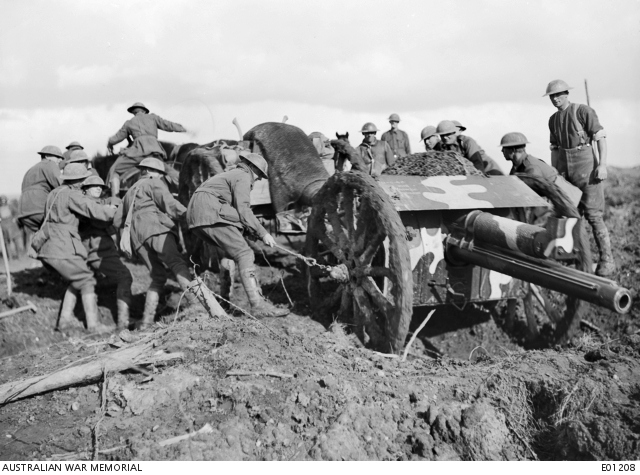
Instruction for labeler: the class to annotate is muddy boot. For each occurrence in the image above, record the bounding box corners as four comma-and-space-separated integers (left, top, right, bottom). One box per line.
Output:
82, 293, 110, 333
239, 266, 289, 318
56, 288, 78, 331
116, 287, 132, 331
138, 290, 160, 331
593, 223, 616, 277
218, 258, 236, 310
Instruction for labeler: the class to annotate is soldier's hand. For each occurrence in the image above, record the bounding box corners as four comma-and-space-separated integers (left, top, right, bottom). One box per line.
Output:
263, 234, 276, 247
594, 164, 608, 182
107, 145, 114, 155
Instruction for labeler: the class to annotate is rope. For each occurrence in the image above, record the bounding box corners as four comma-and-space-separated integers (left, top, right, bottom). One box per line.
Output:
260, 248, 294, 307
272, 242, 334, 272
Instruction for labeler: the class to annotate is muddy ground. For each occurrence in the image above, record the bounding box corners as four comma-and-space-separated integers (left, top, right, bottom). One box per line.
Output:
0, 167, 638, 461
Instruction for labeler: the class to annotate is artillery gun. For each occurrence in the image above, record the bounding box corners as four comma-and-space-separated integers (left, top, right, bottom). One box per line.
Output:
202, 122, 632, 354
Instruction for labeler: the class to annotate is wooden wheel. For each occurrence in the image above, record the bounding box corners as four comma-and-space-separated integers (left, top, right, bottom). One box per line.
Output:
491, 174, 592, 348
305, 171, 413, 354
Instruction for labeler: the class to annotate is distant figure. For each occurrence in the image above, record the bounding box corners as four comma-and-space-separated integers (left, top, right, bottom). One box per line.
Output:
106, 102, 186, 197
353, 122, 395, 178
61, 150, 99, 177
381, 113, 411, 159
436, 120, 502, 175
61, 141, 84, 169
420, 126, 441, 151
544, 79, 614, 276
18, 145, 63, 234
0, 195, 24, 259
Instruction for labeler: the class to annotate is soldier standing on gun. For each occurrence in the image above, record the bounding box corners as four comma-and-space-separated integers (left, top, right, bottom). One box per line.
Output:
381, 114, 411, 159
544, 79, 615, 276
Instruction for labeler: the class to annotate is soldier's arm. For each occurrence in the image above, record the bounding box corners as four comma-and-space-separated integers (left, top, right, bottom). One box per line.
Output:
461, 137, 485, 171
153, 114, 187, 133
404, 131, 411, 155
384, 142, 395, 167
231, 175, 267, 238
579, 105, 608, 179
548, 116, 559, 148
153, 182, 186, 221
44, 161, 62, 189
108, 124, 129, 147
68, 192, 116, 223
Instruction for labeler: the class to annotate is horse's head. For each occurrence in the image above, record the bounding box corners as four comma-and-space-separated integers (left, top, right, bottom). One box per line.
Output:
336, 132, 349, 143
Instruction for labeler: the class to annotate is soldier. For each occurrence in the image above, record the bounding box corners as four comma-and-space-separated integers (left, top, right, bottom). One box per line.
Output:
113, 157, 195, 330
353, 123, 395, 178
61, 141, 84, 169
436, 120, 502, 175
420, 126, 440, 151
18, 146, 63, 234
381, 114, 411, 159
544, 79, 614, 276
62, 150, 99, 177
106, 102, 186, 197
74, 176, 133, 331
499, 132, 557, 182
187, 151, 289, 318
36, 163, 117, 332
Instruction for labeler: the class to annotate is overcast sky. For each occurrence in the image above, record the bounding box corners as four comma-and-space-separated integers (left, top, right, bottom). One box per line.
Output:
1, 0, 639, 196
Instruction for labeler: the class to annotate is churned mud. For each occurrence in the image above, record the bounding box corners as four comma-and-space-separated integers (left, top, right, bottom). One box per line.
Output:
0, 167, 638, 461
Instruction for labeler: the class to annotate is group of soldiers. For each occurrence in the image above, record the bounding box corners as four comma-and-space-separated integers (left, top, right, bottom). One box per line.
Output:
349, 79, 615, 277
15, 102, 287, 333
11, 77, 615, 333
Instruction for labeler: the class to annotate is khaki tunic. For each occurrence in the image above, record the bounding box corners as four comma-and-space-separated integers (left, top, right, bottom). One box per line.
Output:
18, 160, 61, 220
108, 113, 186, 160
113, 176, 186, 251
354, 140, 395, 177
381, 129, 411, 158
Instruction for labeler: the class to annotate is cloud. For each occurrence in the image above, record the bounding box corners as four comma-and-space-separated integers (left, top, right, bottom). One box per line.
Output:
57, 65, 117, 88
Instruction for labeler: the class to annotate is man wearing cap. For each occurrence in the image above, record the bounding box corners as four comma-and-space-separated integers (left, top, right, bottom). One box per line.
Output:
187, 151, 289, 318
18, 146, 63, 234
436, 120, 502, 175
70, 176, 133, 331
62, 150, 99, 177
544, 79, 614, 276
381, 114, 411, 159
36, 163, 118, 332
420, 126, 441, 151
353, 123, 395, 178
113, 157, 195, 330
61, 141, 84, 169
106, 102, 186, 197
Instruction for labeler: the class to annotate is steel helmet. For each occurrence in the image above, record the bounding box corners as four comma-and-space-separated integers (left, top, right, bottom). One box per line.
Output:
239, 151, 268, 178
543, 79, 573, 97
420, 126, 438, 141
127, 102, 150, 114
82, 176, 107, 188
360, 122, 379, 134
38, 145, 64, 159
66, 141, 83, 150
61, 163, 92, 181
137, 157, 166, 173
436, 120, 457, 136
68, 150, 90, 163
388, 113, 401, 122
451, 120, 466, 132
499, 132, 529, 148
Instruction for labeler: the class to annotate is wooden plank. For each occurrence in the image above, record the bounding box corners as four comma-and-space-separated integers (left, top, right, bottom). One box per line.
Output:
379, 175, 549, 211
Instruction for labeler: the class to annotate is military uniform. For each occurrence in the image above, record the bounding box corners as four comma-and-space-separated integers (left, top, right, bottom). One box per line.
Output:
443, 135, 502, 175
113, 175, 190, 294
0, 203, 23, 259
509, 154, 558, 182
381, 128, 411, 159
354, 140, 395, 177
107, 113, 186, 179
18, 160, 61, 232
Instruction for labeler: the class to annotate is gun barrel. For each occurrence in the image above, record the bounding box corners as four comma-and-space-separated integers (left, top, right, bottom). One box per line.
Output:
447, 241, 632, 314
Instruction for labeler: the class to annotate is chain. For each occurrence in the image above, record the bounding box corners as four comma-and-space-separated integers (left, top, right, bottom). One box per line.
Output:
273, 243, 334, 272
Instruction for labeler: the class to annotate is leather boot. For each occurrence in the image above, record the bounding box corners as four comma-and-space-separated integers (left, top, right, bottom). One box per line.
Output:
110, 175, 120, 198
239, 266, 289, 318
218, 258, 236, 309
116, 286, 132, 330
139, 290, 160, 330
593, 223, 616, 277
82, 293, 110, 333
57, 288, 78, 331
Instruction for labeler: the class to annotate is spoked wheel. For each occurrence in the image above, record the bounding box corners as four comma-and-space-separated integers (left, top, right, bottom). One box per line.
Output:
305, 171, 413, 354
491, 174, 592, 348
